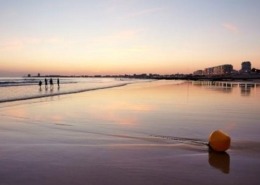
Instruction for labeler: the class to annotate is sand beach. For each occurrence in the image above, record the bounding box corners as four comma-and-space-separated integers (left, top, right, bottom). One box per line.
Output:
0, 80, 260, 185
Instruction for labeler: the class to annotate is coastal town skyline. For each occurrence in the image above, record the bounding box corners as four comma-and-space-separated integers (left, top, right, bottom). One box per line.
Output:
23, 60, 260, 78
1, 0, 260, 77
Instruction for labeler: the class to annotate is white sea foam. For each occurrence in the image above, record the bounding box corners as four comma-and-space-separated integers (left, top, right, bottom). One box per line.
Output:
0, 77, 148, 103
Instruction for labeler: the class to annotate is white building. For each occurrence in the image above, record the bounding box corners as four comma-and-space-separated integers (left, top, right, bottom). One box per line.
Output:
205, 64, 233, 75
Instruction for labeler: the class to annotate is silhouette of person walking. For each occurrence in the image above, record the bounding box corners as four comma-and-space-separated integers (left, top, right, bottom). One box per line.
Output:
44, 78, 48, 89
38, 80, 42, 90
50, 78, 53, 89
57, 78, 60, 88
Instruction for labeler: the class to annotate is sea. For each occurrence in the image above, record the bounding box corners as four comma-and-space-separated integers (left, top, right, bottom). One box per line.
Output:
0, 77, 146, 103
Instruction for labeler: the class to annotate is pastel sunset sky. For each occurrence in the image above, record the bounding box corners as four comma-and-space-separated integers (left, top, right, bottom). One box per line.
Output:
0, 0, 260, 76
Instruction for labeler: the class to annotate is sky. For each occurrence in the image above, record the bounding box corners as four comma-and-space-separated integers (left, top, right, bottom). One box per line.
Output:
0, 0, 260, 76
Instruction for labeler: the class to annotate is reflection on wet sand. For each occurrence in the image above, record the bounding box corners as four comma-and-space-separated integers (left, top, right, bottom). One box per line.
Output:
240, 84, 255, 96
193, 81, 260, 96
208, 151, 230, 174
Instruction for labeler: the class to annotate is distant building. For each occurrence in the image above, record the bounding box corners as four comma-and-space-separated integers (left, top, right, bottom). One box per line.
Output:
193, 70, 204, 76
240, 61, 251, 73
204, 64, 233, 75
213, 64, 233, 75
205, 67, 214, 75
252, 68, 260, 73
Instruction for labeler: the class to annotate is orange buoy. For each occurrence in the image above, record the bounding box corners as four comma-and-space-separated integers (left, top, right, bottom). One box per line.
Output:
208, 130, 231, 152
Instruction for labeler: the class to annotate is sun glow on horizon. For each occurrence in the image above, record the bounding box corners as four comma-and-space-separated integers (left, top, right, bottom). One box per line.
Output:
0, 0, 260, 76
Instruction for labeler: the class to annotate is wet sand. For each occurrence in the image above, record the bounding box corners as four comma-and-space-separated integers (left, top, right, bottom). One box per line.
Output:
0, 81, 260, 185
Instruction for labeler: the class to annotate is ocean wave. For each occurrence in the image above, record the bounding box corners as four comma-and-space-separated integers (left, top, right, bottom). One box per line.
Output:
0, 77, 77, 87
0, 83, 128, 103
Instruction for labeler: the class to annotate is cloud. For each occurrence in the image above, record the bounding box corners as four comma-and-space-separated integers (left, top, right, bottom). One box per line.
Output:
0, 37, 65, 51
222, 23, 239, 33
0, 39, 24, 51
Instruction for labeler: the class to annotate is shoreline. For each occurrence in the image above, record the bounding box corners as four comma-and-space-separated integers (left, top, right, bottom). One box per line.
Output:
0, 83, 128, 104
1, 78, 259, 104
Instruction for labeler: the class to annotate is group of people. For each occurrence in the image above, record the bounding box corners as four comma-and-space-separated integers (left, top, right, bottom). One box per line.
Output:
39, 78, 60, 89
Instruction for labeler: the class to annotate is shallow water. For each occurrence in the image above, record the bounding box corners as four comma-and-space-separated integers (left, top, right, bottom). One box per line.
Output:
0, 79, 260, 185
0, 77, 143, 103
